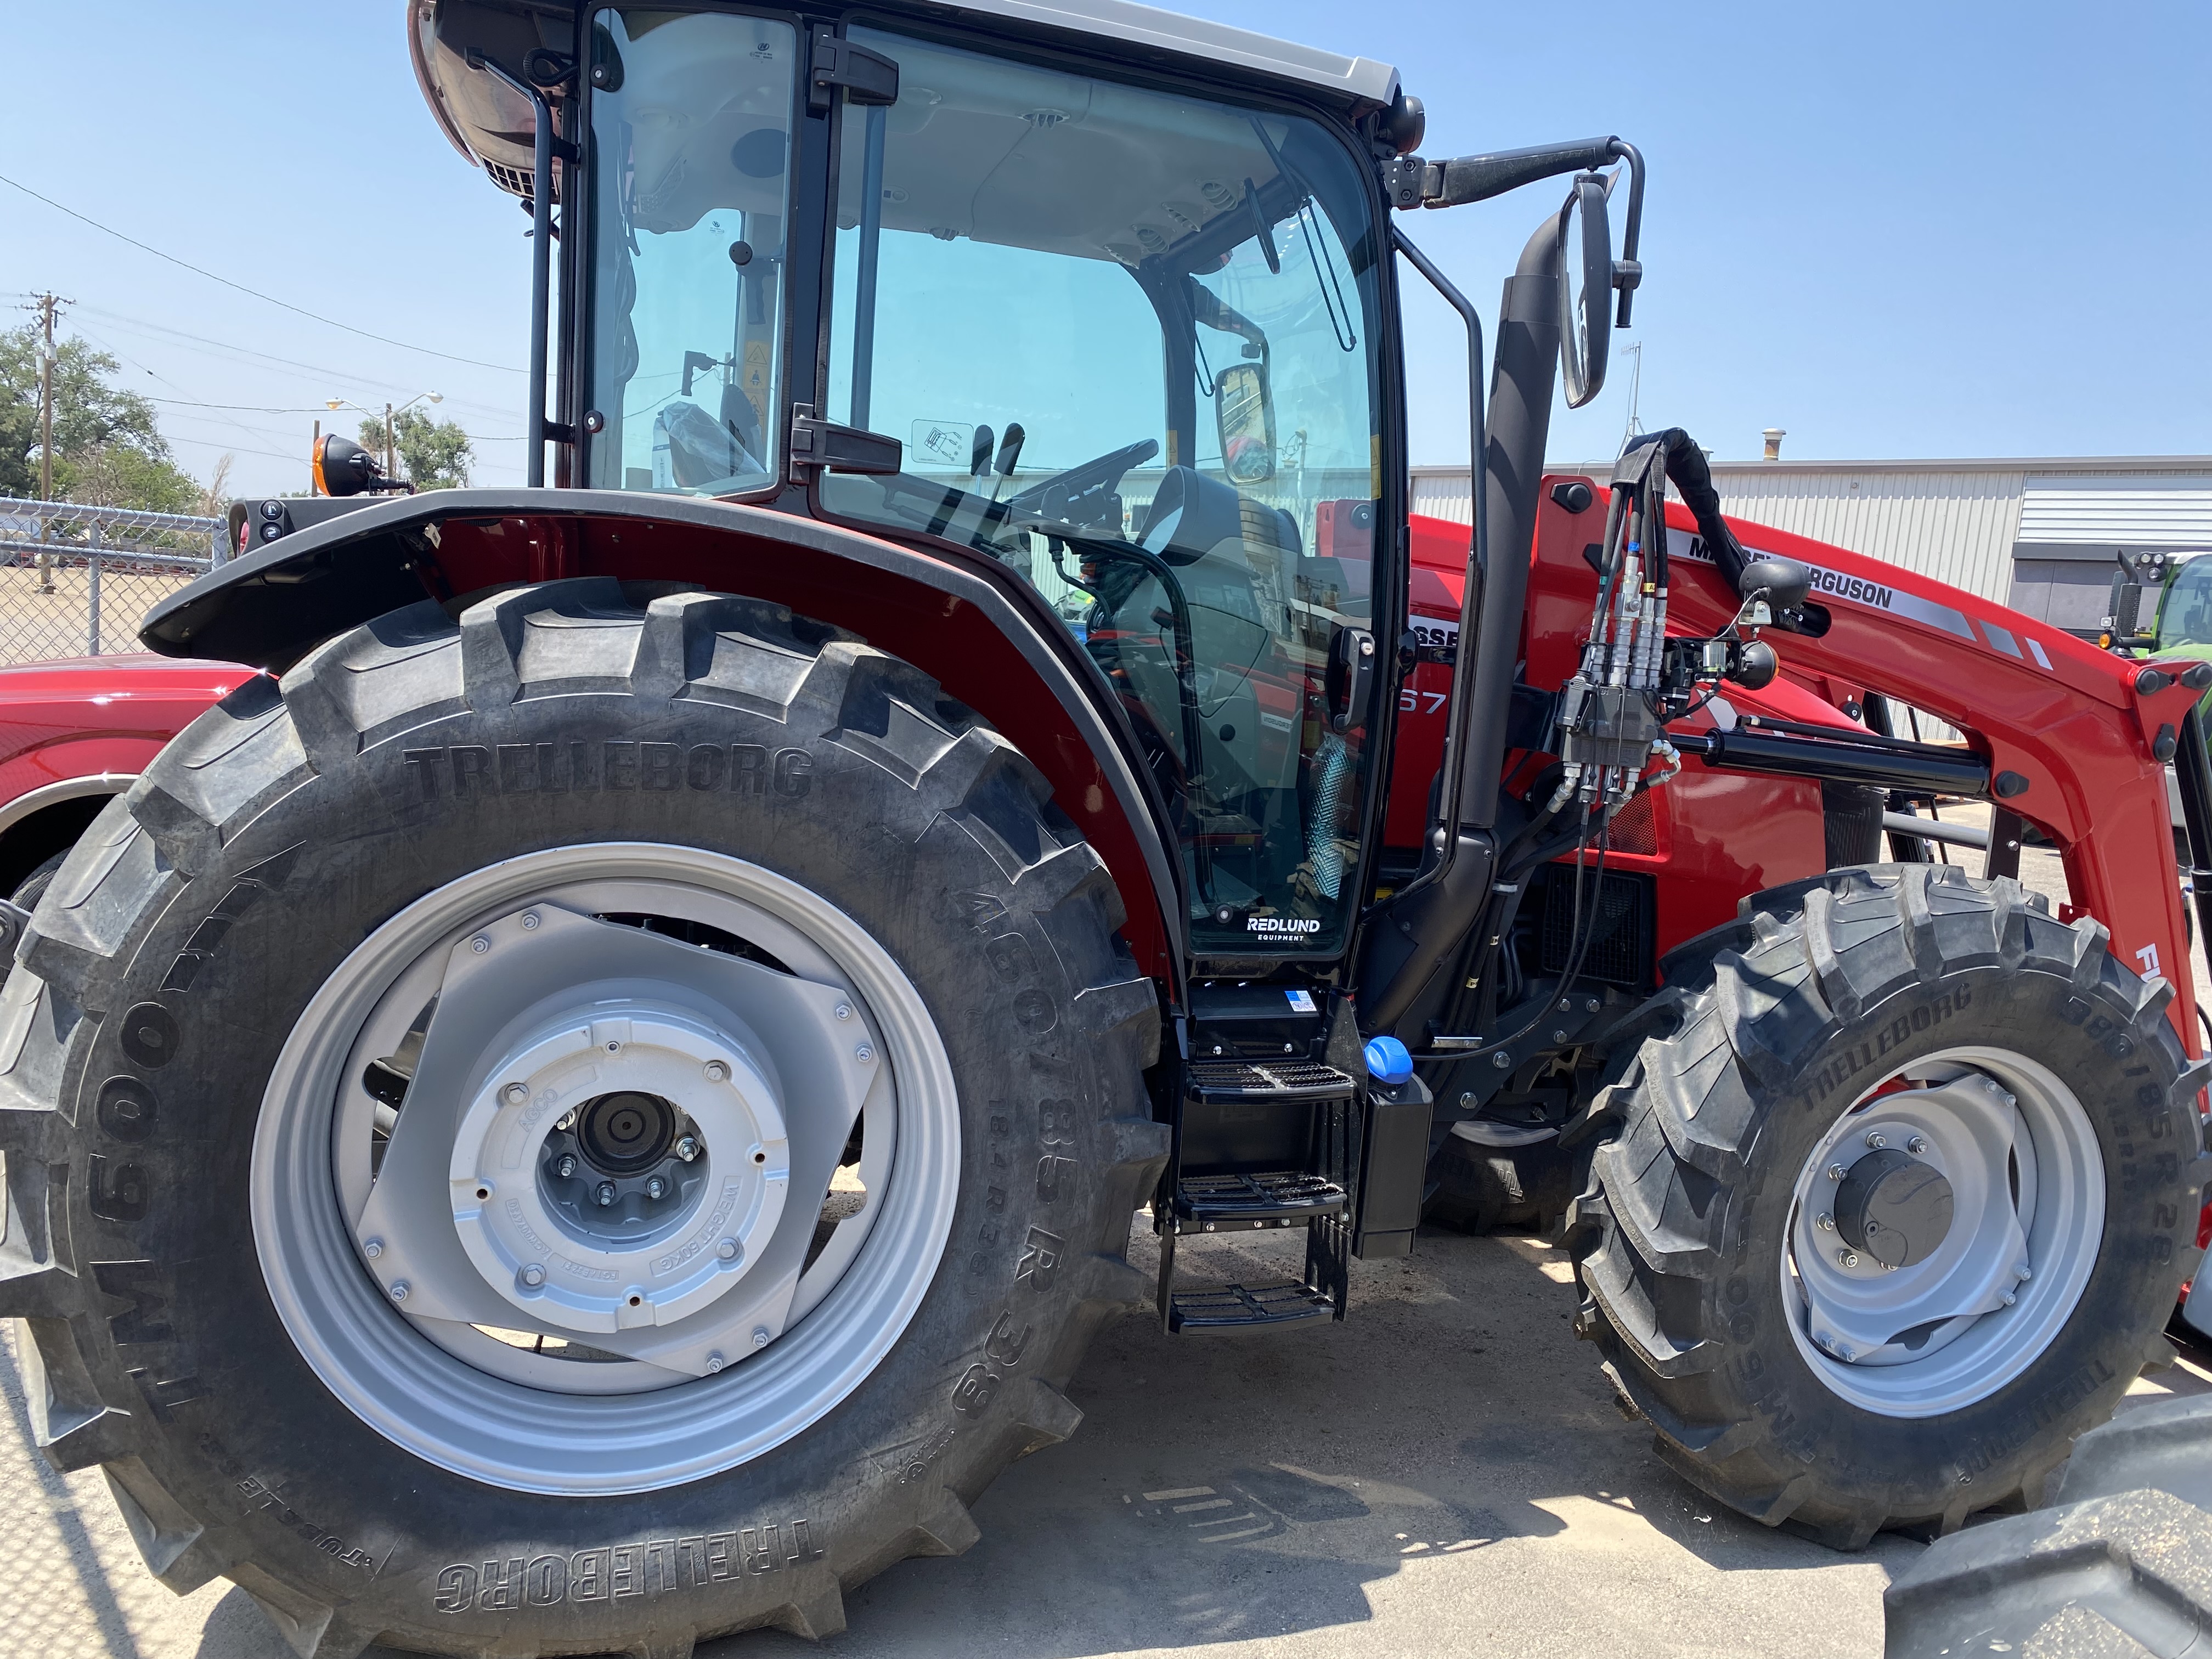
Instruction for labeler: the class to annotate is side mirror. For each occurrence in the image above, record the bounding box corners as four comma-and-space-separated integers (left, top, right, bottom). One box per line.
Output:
1214, 359, 1276, 484
1557, 172, 1612, 409
2101, 550, 2168, 651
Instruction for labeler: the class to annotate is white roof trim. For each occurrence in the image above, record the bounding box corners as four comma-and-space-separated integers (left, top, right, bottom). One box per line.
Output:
918, 0, 1399, 106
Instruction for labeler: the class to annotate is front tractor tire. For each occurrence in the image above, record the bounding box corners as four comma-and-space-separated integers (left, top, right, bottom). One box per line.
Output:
0, 580, 1166, 1658
1572, 864, 2209, 1547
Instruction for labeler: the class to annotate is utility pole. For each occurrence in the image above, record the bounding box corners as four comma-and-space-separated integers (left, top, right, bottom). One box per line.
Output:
383, 402, 395, 479
32, 292, 71, 502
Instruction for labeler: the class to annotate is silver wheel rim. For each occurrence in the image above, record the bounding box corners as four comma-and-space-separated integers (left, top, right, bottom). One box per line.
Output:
1782, 1044, 2104, 1418
252, 843, 961, 1494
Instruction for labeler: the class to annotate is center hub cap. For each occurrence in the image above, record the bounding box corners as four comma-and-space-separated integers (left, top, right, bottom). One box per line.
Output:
448, 1006, 789, 1333
1835, 1148, 1955, 1269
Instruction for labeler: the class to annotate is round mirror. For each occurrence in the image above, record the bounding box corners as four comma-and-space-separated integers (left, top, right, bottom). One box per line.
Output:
1558, 172, 1613, 409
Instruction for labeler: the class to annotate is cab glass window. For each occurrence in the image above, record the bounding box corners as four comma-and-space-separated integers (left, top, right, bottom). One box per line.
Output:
818, 28, 1386, 956
584, 9, 796, 495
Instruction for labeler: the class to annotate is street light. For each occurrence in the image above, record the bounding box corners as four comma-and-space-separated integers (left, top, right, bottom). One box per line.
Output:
326, 391, 443, 481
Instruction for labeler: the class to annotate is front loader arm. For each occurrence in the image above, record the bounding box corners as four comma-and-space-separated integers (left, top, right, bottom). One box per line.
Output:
1551, 483, 2205, 1049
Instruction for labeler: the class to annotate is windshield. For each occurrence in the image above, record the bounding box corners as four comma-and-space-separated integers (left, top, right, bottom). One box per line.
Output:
819, 28, 1386, 957
583, 9, 797, 495
2159, 557, 2212, 652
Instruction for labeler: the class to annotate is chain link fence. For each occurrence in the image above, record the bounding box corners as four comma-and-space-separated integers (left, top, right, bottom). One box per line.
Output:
0, 500, 225, 667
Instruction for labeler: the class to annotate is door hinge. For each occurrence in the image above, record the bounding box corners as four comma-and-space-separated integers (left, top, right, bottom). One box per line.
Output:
809, 26, 900, 114
788, 405, 902, 481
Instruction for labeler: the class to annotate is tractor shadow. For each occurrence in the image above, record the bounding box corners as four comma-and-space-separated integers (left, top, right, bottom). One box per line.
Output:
717, 1223, 1917, 1659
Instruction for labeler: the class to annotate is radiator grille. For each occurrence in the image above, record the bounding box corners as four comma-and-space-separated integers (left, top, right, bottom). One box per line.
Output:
1539, 870, 1655, 988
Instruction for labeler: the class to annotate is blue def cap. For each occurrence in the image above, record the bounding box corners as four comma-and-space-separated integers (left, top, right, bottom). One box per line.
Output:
1363, 1035, 1413, 1086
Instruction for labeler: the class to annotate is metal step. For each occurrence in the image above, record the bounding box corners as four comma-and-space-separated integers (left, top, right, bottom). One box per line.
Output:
1165, 1281, 1338, 1335
1170, 1171, 1346, 1234
1186, 1058, 1356, 1105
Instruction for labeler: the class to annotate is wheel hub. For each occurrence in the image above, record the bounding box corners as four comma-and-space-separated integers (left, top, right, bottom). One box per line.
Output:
446, 1001, 790, 1334
1834, 1147, 1955, 1270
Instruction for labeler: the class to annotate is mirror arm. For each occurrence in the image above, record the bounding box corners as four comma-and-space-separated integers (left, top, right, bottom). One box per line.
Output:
1607, 141, 1646, 327
1385, 136, 1622, 211
1387, 225, 1486, 902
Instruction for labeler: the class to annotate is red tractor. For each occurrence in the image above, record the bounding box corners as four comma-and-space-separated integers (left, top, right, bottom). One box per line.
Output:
3, 4, 2203, 1655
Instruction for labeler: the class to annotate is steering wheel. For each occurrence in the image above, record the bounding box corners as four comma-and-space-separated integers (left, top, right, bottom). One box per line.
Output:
1001, 438, 1160, 530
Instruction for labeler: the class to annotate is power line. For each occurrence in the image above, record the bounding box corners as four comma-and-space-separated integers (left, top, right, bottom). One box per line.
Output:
73, 307, 518, 424
0, 171, 524, 375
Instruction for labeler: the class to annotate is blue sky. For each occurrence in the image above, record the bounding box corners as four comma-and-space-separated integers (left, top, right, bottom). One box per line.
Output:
5, 1, 2207, 496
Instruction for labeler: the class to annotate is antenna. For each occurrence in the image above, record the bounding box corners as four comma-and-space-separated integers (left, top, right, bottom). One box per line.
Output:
1619, 341, 1644, 453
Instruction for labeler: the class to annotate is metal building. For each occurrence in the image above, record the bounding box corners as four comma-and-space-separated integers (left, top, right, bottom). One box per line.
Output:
1410, 454, 2212, 636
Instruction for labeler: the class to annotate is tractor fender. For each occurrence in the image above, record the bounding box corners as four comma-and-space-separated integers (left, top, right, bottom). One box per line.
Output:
139, 488, 1184, 984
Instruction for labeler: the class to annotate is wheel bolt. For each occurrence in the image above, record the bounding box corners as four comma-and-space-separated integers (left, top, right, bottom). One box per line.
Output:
703, 1060, 729, 1083
503, 1082, 529, 1105
595, 1181, 617, 1207
1827, 1163, 1846, 1181
390, 1281, 410, 1302
1865, 1131, 1887, 1150
2016, 1262, 2033, 1281
470, 934, 491, 955
716, 1238, 740, 1262
674, 1136, 701, 1163
752, 1327, 771, 1348
855, 1043, 874, 1064
363, 1238, 385, 1260
706, 1352, 726, 1373
1492, 1051, 1513, 1070
646, 1176, 668, 1200
1908, 1135, 1929, 1155
520, 1263, 545, 1288
1837, 1249, 1859, 1269
556, 1154, 578, 1178
1815, 1213, 1835, 1232
834, 1003, 853, 1022
2001, 1293, 2017, 1306
520, 912, 540, 930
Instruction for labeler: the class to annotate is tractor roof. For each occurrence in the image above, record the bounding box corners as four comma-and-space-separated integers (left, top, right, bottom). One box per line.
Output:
410, 0, 1399, 194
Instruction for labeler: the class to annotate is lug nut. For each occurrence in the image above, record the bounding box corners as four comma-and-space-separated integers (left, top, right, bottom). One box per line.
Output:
855, 1043, 874, 1064
390, 1280, 411, 1302
705, 1352, 726, 1373
1827, 1163, 1847, 1182
363, 1238, 385, 1260
646, 1176, 668, 1200
2001, 1293, 2016, 1306
470, 934, 491, 954
1865, 1131, 1887, 1149
1459, 1092, 1474, 1107
556, 1154, 578, 1178
1815, 1214, 1836, 1232
1492, 1051, 1513, 1070
1837, 1249, 1859, 1269
595, 1181, 617, 1207
605, 1040, 621, 1054
503, 1082, 529, 1106
752, 1327, 771, 1349
520, 912, 541, 930
520, 1263, 546, 1288
1908, 1135, 1929, 1155
2016, 1262, 2033, 1281
703, 1060, 729, 1083
716, 1238, 740, 1262
674, 1136, 701, 1163
834, 1003, 853, 1022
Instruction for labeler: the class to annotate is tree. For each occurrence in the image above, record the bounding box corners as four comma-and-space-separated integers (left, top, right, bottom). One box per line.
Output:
0, 323, 208, 512
358, 408, 473, 490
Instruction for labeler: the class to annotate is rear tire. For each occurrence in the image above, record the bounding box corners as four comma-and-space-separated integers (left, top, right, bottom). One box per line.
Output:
1883, 1393, 2212, 1656
0, 581, 1166, 1657
1571, 864, 2209, 1547
1424, 1131, 1575, 1235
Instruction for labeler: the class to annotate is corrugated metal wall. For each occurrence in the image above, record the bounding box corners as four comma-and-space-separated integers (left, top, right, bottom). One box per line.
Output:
2018, 473, 2212, 546
1708, 467, 2025, 601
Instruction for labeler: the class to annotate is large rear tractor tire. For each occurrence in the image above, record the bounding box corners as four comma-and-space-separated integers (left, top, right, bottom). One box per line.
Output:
1883, 1392, 2212, 1657
1570, 864, 2209, 1547
0, 581, 1166, 1658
